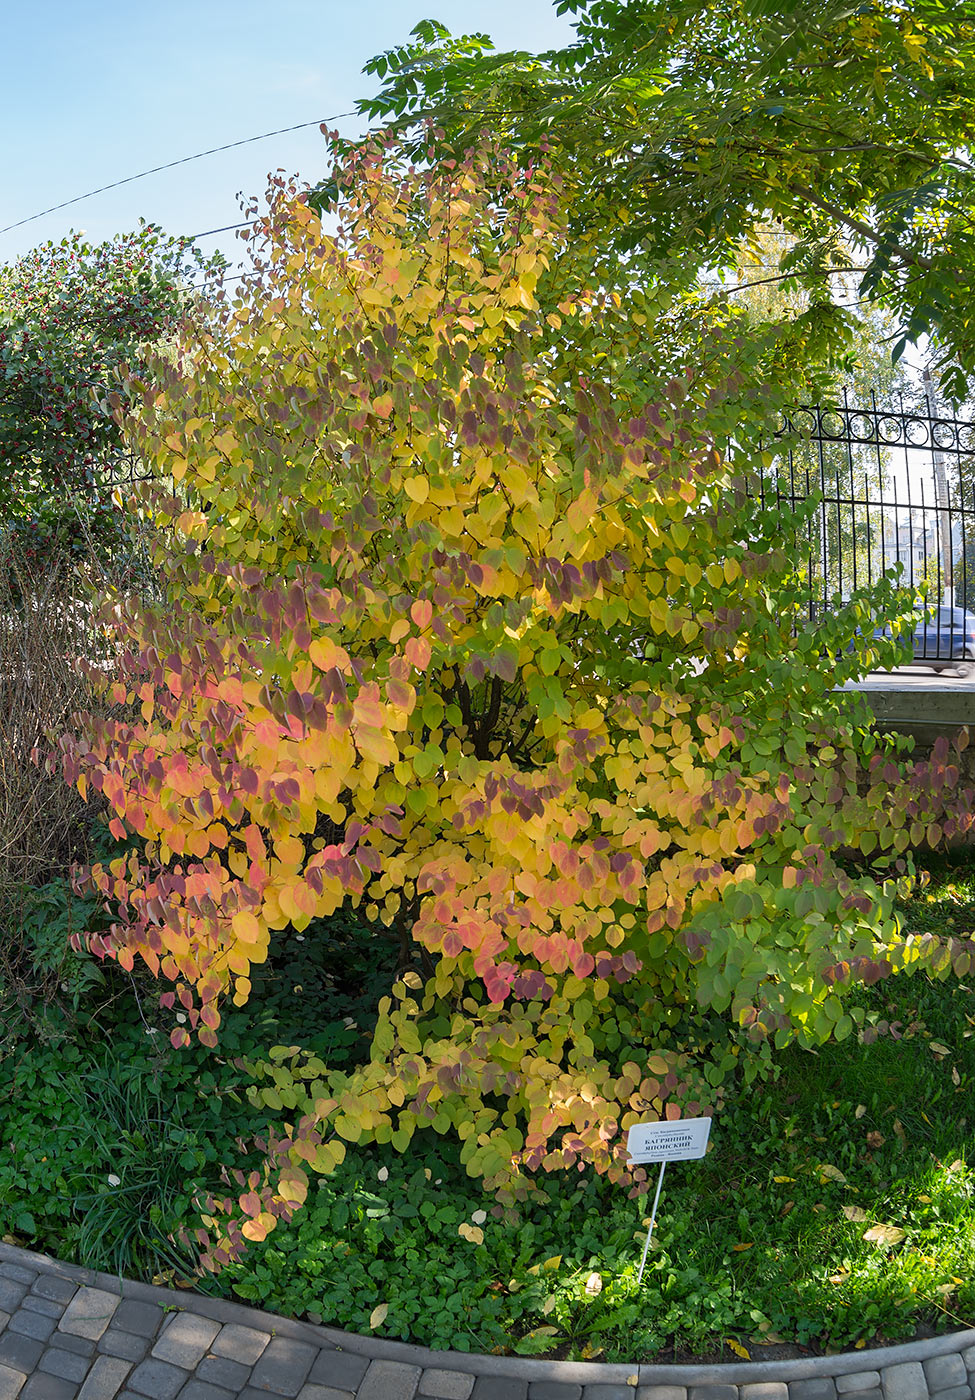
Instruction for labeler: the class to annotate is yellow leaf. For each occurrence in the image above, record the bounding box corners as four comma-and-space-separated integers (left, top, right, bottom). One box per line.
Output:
731, 1243, 753, 1252
726, 1339, 751, 1359
232, 910, 262, 943
404, 476, 429, 504
354, 727, 399, 766
369, 1303, 388, 1330
842, 1205, 869, 1223
309, 638, 349, 672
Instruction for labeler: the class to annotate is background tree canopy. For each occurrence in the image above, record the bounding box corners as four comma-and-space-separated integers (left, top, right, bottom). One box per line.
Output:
0, 225, 222, 568
358, 0, 975, 401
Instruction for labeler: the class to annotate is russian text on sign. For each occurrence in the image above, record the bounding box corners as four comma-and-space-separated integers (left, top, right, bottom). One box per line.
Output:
626, 1116, 711, 1164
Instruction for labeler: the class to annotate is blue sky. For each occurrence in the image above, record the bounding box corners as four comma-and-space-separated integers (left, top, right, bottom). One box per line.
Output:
1, 1, 573, 266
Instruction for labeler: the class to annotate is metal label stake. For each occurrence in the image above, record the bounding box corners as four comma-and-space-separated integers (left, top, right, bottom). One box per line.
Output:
636, 1159, 667, 1285
626, 1116, 713, 1285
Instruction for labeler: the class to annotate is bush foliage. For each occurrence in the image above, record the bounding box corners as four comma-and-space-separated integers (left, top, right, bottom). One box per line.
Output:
63, 138, 975, 1266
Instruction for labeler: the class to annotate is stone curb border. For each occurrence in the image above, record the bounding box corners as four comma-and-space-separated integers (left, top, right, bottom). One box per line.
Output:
2, 1240, 973, 1391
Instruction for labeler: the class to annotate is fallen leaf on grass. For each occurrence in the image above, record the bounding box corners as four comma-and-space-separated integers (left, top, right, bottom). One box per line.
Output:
855, 1104, 867, 1119
863, 1223, 906, 1247
818, 1163, 847, 1183
842, 1205, 870, 1223
513, 1327, 561, 1356
930, 1042, 951, 1057
780, 1200, 795, 1218
585, 1272, 603, 1297
893, 1120, 907, 1147
732, 1242, 753, 1251
866, 1131, 886, 1149
773, 1175, 795, 1183
726, 1338, 751, 1359
458, 1223, 484, 1245
369, 1303, 388, 1330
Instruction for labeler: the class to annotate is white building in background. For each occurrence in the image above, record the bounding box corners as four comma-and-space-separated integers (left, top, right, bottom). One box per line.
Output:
878, 515, 963, 585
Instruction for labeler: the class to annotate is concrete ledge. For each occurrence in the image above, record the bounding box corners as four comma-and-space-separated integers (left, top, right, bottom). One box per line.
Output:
838, 678, 975, 727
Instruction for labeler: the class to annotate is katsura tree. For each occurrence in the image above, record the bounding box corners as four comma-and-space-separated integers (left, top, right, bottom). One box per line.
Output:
63, 136, 975, 1266
358, 0, 975, 400
0, 224, 222, 572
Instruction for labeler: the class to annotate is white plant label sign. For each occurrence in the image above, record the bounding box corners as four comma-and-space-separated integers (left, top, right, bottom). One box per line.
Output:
628, 1116, 714, 1283
627, 1116, 712, 1165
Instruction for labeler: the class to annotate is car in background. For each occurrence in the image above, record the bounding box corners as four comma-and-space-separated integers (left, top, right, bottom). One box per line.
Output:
904, 605, 975, 677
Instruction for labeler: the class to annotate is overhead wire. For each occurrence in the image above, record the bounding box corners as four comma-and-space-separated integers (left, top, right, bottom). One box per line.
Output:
0, 112, 356, 237
188, 221, 253, 240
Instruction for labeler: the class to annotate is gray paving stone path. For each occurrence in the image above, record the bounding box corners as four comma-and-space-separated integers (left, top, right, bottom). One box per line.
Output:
0, 1244, 972, 1400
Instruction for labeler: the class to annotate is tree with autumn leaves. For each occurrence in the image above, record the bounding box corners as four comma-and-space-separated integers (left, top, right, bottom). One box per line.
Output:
63, 135, 975, 1265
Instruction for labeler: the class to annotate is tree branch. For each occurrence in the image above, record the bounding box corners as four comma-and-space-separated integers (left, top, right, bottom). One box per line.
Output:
789, 185, 935, 271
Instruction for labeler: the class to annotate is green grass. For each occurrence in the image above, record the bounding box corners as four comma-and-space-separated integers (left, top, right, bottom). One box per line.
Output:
2, 853, 975, 1362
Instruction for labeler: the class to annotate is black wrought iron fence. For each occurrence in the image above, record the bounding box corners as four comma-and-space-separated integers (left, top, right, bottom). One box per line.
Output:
752, 386, 975, 669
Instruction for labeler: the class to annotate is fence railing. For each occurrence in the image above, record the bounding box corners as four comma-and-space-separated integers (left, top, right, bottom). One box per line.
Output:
754, 387, 975, 667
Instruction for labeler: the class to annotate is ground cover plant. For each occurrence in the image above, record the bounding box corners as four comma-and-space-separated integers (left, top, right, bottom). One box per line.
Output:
59, 132, 975, 1274
2, 862, 974, 1361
